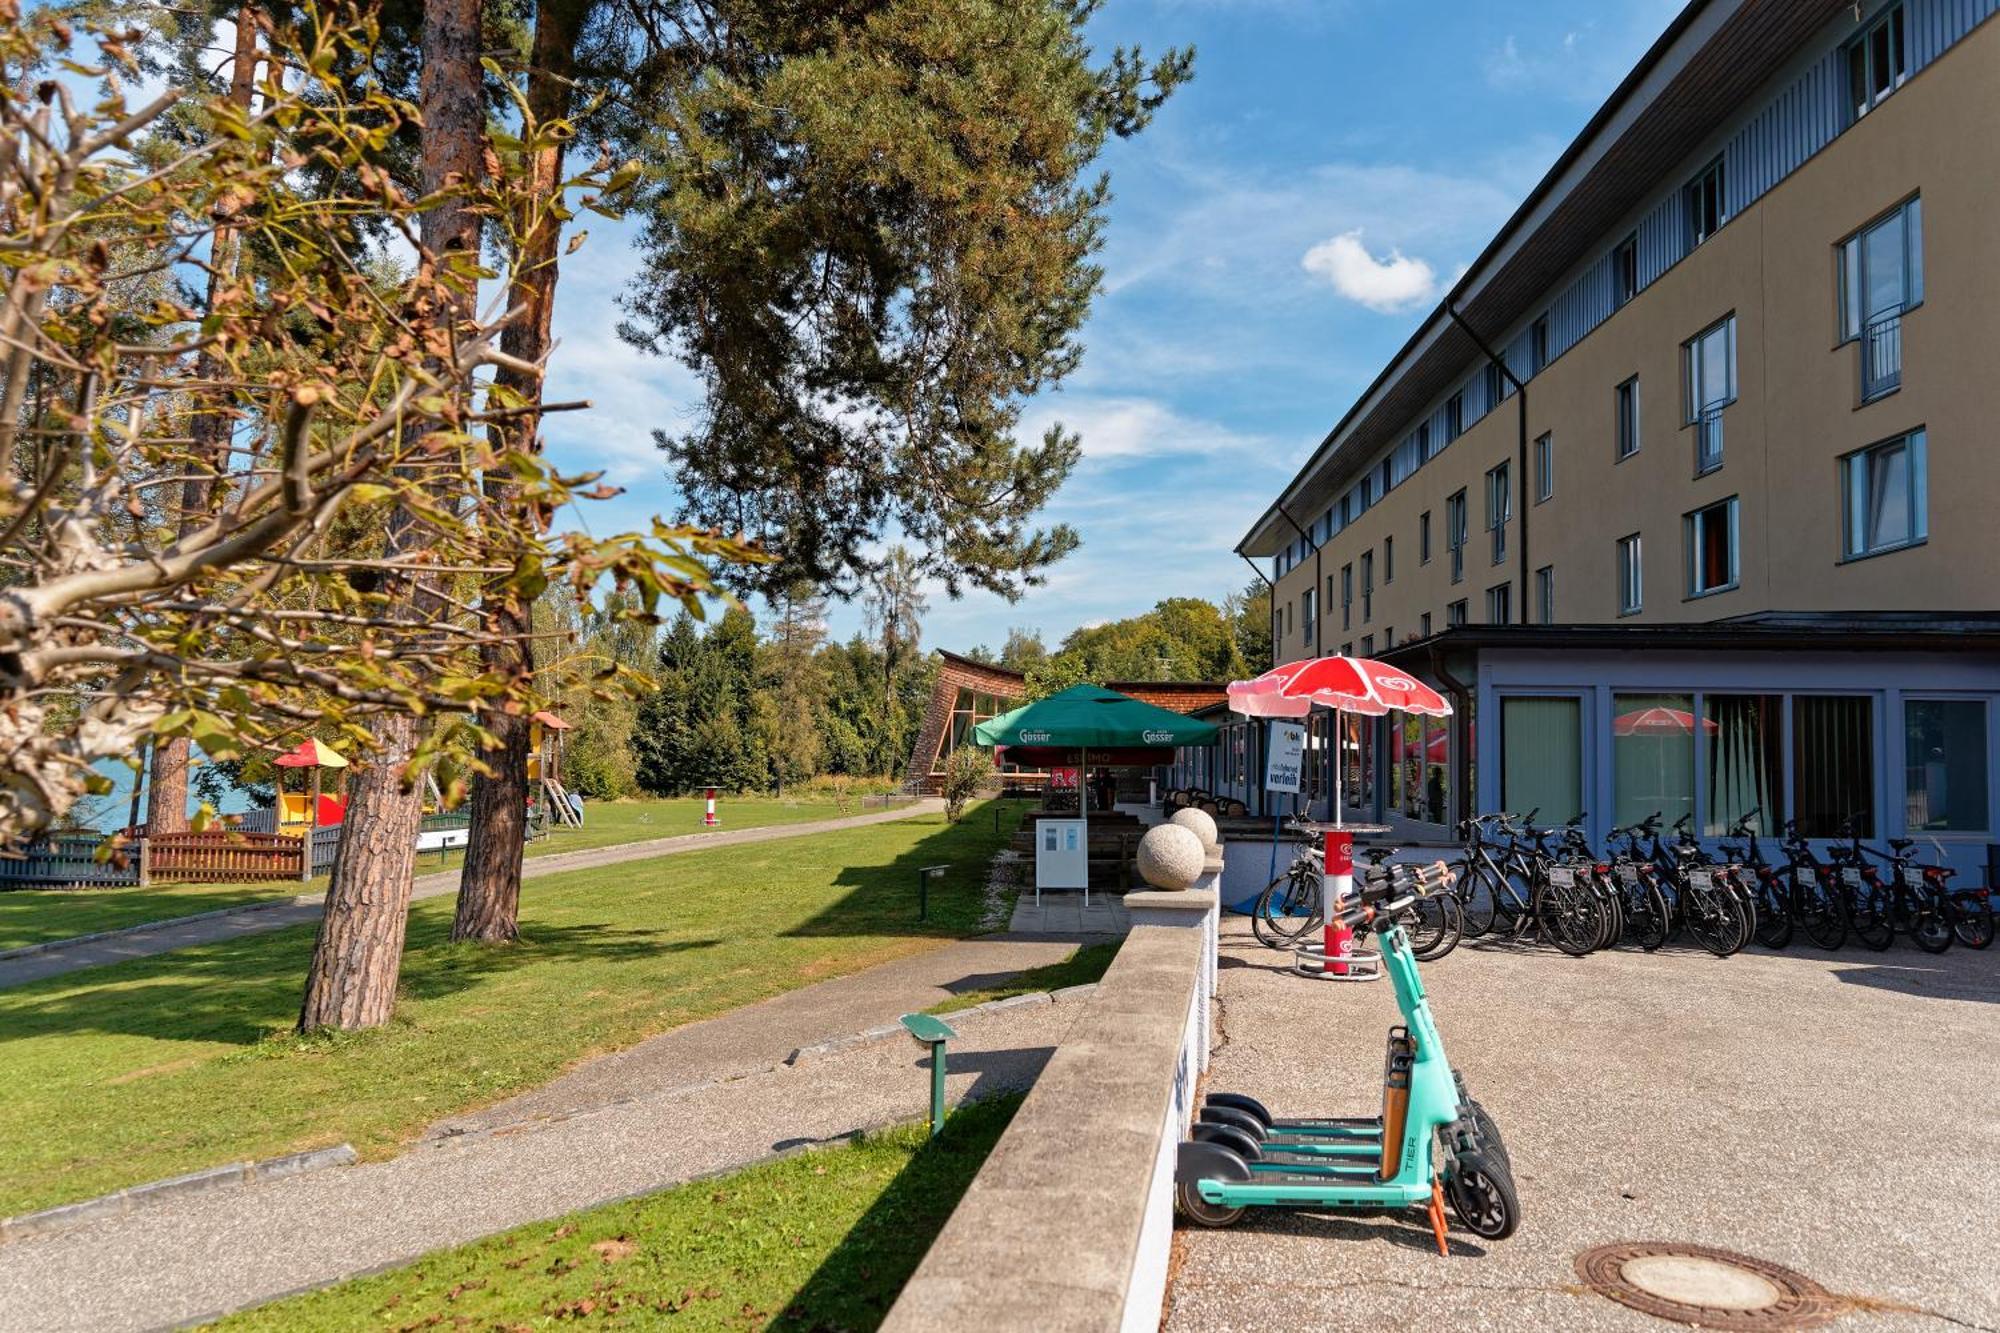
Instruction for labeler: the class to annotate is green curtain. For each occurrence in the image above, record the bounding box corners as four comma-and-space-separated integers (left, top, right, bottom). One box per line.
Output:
1501, 697, 1582, 822
1704, 695, 1782, 835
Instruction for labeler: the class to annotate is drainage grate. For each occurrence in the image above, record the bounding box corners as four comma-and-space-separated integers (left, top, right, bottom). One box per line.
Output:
1574, 1241, 1846, 1330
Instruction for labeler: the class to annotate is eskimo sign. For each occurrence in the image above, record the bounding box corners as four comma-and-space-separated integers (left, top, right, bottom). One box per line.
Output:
1264, 720, 1305, 793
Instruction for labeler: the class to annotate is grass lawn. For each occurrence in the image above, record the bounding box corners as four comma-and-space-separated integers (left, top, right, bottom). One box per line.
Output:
0, 794, 905, 952
927, 941, 1120, 1014
0, 802, 1021, 1217
212, 1096, 1019, 1332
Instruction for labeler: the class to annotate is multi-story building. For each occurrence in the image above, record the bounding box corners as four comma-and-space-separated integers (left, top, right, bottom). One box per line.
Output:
1222, 0, 2000, 871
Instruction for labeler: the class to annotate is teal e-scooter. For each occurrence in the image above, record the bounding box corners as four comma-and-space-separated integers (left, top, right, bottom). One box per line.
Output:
1175, 862, 1519, 1253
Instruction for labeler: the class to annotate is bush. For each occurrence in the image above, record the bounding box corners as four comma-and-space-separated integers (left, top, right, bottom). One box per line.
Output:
940, 749, 994, 823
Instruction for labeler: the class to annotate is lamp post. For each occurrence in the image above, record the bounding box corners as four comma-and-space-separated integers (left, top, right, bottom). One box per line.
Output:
899, 1013, 957, 1137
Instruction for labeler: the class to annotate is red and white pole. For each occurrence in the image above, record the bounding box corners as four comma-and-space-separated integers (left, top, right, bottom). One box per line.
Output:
703, 785, 719, 827
1323, 829, 1355, 977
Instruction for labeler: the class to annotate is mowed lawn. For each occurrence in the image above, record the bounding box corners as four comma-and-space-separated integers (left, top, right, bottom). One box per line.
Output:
213, 1097, 1021, 1332
0, 803, 1019, 1217
0, 794, 902, 952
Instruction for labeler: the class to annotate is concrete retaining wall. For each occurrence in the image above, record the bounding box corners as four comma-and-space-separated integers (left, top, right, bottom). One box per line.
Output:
882, 887, 1218, 1332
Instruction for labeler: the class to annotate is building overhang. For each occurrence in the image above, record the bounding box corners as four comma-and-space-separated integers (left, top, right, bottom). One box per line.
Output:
1376, 612, 2000, 664
1240, 0, 1855, 558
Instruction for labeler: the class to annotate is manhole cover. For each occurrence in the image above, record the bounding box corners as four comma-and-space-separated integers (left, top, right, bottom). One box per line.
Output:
1575, 1242, 1845, 1330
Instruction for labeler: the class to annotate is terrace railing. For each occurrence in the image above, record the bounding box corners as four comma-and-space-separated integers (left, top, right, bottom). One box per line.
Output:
1861, 310, 1902, 402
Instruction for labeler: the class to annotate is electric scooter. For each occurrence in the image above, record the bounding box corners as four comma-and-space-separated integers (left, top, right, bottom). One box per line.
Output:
1175, 862, 1520, 1252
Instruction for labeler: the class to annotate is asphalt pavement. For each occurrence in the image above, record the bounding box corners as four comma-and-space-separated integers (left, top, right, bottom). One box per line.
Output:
1165, 919, 2000, 1332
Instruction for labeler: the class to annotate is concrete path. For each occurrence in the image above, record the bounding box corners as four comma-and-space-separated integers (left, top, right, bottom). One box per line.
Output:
1167, 919, 2000, 1332
0, 800, 942, 990
1008, 890, 1132, 934
0, 939, 1094, 1331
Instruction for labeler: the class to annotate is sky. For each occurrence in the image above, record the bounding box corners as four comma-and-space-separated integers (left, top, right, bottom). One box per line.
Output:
405, 2, 1696, 656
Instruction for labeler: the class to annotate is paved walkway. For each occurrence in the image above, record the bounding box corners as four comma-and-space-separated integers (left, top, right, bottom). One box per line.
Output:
1008, 890, 1132, 934
0, 801, 942, 990
1167, 919, 2000, 1332
0, 934, 1094, 1330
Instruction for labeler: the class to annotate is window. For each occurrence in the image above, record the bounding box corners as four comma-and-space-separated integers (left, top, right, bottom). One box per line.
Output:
1340, 563, 1353, 630
1383, 535, 1395, 584
1302, 587, 1316, 631
1420, 511, 1432, 564
1905, 699, 1989, 832
1616, 533, 1642, 615
1615, 376, 1641, 460
1847, 3, 1906, 122
1535, 565, 1554, 624
1685, 315, 1735, 472
1446, 490, 1468, 584
1485, 462, 1510, 565
1704, 695, 1784, 836
1503, 696, 1582, 824
1360, 634, 1374, 656
930, 686, 1021, 774
1613, 692, 1696, 831
1326, 573, 1336, 604
1842, 429, 1927, 559
1445, 392, 1464, 443
1685, 157, 1726, 247
1530, 315, 1550, 375
1684, 497, 1739, 597
1613, 233, 1638, 307
1794, 695, 1874, 837
1446, 599, 1468, 628
1360, 551, 1374, 622
1485, 581, 1511, 625
1534, 432, 1553, 503
1383, 625, 1394, 648
1420, 612, 1433, 637
1483, 361, 1507, 407
1839, 197, 1921, 400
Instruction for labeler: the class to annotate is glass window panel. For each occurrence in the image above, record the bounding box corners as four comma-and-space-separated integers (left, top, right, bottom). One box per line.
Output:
1501, 697, 1582, 824
1906, 198, 1923, 303
1867, 443, 1910, 549
1698, 326, 1730, 408
1793, 695, 1874, 837
1862, 216, 1904, 320
1613, 692, 1696, 831
1840, 238, 1862, 340
1703, 695, 1783, 835
1423, 717, 1448, 825
1905, 699, 1989, 832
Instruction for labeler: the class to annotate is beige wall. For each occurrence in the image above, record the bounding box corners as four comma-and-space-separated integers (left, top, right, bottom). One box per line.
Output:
1268, 17, 2000, 666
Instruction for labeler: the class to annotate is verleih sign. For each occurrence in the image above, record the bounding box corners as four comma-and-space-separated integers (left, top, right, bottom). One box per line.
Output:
1264, 720, 1305, 793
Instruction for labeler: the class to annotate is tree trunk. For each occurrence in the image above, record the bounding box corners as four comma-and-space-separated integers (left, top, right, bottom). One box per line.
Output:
454, 0, 590, 944
298, 0, 486, 1033
146, 8, 261, 837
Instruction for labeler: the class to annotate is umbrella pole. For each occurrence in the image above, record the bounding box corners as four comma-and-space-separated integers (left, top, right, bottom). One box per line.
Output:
1333, 709, 1344, 829
1080, 745, 1089, 909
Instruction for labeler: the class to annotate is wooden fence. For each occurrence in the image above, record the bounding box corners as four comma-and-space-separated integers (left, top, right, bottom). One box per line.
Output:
146, 830, 305, 883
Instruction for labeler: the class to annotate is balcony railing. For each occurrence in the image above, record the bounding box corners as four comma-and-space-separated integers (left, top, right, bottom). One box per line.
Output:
1861, 310, 1902, 401
1694, 407, 1724, 474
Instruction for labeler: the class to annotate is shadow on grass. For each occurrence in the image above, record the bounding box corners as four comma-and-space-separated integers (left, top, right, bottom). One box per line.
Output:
772, 1094, 1023, 1332
780, 802, 1031, 940
0, 921, 693, 1045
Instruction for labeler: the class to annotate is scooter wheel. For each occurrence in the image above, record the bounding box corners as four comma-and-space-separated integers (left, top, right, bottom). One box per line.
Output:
1203, 1092, 1272, 1129
1175, 1180, 1245, 1228
1191, 1122, 1263, 1161
1197, 1105, 1267, 1140
1466, 1100, 1511, 1174
1446, 1151, 1519, 1241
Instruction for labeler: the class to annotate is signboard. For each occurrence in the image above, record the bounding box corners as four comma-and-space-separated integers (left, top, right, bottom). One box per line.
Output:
1049, 767, 1079, 790
1264, 721, 1306, 793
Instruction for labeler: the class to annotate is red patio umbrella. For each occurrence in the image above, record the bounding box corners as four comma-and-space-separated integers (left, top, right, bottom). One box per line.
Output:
1613, 706, 1718, 736
1226, 655, 1452, 826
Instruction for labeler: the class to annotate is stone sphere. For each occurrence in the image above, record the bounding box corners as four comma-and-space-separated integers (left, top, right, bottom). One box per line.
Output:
1169, 806, 1219, 850
1137, 823, 1206, 891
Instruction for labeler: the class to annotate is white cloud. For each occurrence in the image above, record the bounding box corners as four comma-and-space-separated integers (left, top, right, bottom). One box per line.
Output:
1019, 395, 1274, 462
1299, 230, 1440, 313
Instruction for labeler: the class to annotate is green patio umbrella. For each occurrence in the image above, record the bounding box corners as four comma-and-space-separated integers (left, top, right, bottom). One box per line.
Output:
972, 684, 1218, 820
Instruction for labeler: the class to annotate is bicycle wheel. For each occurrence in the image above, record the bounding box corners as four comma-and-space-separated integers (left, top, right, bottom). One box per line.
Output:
1906, 884, 1955, 955
1722, 873, 1757, 955
1845, 883, 1894, 951
1752, 876, 1793, 950
1795, 875, 1846, 951
1411, 892, 1463, 962
1533, 878, 1604, 957
1951, 892, 1994, 950
1625, 879, 1671, 951
1453, 859, 1497, 939
1250, 870, 1317, 949
1680, 884, 1737, 957
1588, 871, 1623, 951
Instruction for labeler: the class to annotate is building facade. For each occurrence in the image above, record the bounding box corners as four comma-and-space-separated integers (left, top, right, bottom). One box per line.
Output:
1229, 0, 2000, 869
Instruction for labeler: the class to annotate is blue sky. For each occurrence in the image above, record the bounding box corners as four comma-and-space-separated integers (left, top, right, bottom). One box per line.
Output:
539, 0, 1687, 653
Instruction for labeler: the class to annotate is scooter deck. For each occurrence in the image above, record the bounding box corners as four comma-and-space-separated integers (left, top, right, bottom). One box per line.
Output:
1201, 1176, 1433, 1207
1250, 1152, 1379, 1177
1260, 1120, 1383, 1141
